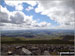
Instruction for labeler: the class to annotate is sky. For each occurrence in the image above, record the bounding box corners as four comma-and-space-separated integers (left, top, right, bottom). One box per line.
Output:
0, 0, 75, 30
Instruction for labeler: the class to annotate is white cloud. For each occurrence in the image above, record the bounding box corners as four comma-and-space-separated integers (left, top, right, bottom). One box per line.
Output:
10, 11, 25, 24
1, 0, 74, 30
5, 1, 20, 7
0, 5, 11, 22
0, 12, 10, 23
39, 21, 51, 27
15, 4, 23, 11
35, 2, 44, 13
0, 5, 51, 30
35, 0, 75, 29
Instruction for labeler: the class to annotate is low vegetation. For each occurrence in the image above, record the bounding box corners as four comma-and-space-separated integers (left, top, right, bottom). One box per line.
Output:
1, 37, 74, 44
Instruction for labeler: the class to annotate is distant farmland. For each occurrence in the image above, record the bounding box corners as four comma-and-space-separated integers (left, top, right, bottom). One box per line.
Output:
1, 37, 74, 44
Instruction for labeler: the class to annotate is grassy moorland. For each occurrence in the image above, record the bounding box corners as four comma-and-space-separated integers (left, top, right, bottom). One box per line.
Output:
1, 37, 74, 44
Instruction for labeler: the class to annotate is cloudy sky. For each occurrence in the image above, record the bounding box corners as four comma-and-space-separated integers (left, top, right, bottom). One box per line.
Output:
0, 0, 75, 30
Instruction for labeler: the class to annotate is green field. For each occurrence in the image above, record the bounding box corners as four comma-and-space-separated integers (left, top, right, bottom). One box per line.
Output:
1, 37, 74, 44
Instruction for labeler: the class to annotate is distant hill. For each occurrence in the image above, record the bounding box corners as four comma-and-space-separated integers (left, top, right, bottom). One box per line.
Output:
1, 29, 74, 44
1, 29, 74, 38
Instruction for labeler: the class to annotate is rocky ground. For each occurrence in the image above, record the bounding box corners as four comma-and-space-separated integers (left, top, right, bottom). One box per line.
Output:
1, 44, 74, 56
